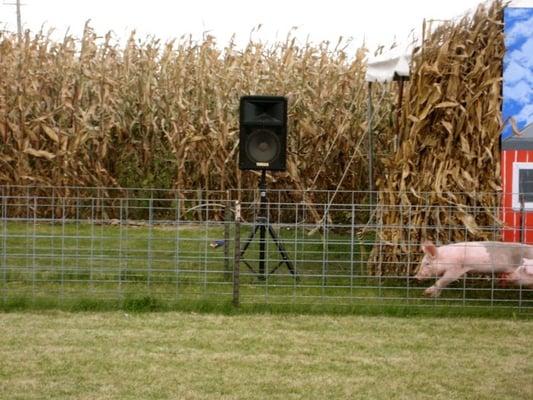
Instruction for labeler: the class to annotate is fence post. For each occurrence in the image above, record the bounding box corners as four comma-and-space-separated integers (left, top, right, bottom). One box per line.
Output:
224, 192, 231, 281
233, 200, 241, 307
1, 188, 7, 303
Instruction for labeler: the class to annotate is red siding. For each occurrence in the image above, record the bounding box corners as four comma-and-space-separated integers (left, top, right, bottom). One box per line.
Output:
501, 149, 533, 243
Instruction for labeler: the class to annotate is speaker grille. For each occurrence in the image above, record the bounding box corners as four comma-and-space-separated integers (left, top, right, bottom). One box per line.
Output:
239, 95, 287, 171
245, 129, 280, 164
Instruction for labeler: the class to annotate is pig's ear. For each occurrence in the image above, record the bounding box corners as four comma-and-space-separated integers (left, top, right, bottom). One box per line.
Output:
421, 241, 437, 259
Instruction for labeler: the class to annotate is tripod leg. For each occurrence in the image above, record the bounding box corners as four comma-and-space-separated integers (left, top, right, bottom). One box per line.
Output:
267, 224, 298, 280
258, 223, 266, 281
242, 260, 256, 274
269, 261, 284, 275
239, 223, 260, 257
238, 224, 261, 276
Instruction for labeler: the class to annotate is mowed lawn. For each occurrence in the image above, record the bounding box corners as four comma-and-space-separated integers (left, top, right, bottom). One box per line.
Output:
0, 312, 531, 400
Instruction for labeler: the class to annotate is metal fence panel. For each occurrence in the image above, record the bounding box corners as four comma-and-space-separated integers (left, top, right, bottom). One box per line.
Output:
0, 186, 531, 312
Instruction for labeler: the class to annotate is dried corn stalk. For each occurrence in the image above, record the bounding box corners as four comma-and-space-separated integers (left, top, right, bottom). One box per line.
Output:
0, 26, 396, 207
370, 1, 504, 275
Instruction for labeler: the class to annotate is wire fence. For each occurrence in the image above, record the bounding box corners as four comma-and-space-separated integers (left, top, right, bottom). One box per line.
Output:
0, 185, 532, 312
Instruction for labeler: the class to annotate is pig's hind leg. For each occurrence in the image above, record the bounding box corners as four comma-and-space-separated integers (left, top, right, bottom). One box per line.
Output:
424, 268, 466, 298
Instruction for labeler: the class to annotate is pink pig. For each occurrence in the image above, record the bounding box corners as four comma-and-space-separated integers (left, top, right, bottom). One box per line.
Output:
503, 258, 533, 288
415, 241, 532, 297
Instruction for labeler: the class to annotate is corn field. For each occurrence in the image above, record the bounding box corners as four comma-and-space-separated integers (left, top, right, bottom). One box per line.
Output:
0, 1, 505, 275
371, 0, 504, 273
0, 23, 398, 194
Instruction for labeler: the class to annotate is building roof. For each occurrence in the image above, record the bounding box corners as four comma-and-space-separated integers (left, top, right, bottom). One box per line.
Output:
502, 123, 533, 150
508, 0, 533, 7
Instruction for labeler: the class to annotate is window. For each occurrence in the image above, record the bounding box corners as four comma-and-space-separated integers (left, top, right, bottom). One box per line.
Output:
512, 162, 533, 210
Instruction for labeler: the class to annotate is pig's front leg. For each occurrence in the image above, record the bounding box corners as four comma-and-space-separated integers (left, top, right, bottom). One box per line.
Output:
424, 268, 466, 298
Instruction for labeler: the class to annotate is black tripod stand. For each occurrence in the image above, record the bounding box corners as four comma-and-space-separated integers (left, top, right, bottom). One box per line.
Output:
239, 171, 298, 281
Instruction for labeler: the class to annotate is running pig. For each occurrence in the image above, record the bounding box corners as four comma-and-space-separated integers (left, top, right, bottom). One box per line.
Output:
502, 258, 533, 288
415, 241, 533, 297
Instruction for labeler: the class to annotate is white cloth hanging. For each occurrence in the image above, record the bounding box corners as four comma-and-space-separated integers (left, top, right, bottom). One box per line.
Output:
365, 49, 411, 82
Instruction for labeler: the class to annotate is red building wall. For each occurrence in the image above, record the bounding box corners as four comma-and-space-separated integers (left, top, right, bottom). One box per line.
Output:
501, 149, 533, 243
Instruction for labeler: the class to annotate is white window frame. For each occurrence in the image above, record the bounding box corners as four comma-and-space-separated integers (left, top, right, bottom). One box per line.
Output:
512, 162, 533, 210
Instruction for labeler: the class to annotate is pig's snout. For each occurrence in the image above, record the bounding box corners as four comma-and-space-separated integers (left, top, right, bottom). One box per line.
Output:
414, 271, 428, 282
414, 265, 432, 281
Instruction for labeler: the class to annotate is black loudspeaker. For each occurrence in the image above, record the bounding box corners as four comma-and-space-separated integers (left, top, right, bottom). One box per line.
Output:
239, 95, 287, 171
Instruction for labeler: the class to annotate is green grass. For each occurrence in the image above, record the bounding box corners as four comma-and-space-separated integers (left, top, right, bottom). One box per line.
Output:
1, 221, 532, 316
0, 311, 531, 399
